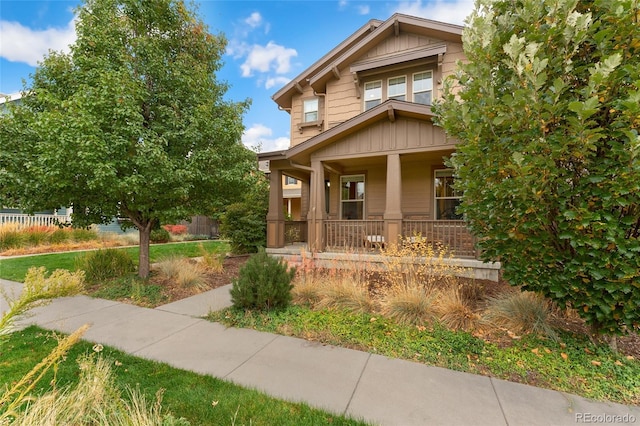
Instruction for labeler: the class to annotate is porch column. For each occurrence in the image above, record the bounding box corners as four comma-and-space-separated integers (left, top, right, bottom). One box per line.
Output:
384, 153, 403, 246
307, 160, 326, 251
266, 169, 285, 248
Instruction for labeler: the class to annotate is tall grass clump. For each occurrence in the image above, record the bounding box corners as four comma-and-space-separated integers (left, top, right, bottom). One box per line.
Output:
379, 235, 467, 326
0, 223, 24, 250
230, 249, 295, 310
483, 290, 557, 339
436, 285, 481, 332
76, 249, 135, 283
154, 256, 208, 292
316, 275, 375, 314
198, 243, 225, 273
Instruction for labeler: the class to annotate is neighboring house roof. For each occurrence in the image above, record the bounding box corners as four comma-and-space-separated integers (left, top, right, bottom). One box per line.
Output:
271, 13, 463, 110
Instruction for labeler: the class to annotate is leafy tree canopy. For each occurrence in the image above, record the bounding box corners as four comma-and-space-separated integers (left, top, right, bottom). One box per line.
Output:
434, 0, 640, 335
0, 0, 256, 277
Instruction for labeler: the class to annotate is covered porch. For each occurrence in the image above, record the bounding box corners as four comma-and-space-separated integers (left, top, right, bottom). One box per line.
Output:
261, 101, 479, 259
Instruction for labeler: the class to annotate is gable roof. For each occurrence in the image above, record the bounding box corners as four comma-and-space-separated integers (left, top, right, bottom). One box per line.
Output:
272, 13, 463, 110
285, 99, 436, 164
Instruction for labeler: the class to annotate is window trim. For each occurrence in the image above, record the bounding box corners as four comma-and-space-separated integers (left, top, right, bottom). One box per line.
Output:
363, 80, 382, 111
434, 169, 462, 220
412, 71, 433, 105
340, 174, 365, 220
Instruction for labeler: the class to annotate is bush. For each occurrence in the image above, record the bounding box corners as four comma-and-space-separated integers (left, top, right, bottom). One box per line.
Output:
76, 249, 136, 283
150, 228, 170, 243
230, 249, 295, 310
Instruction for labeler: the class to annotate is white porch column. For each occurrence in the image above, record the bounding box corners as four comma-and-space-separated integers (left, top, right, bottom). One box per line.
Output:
266, 169, 285, 248
384, 153, 403, 246
307, 160, 326, 251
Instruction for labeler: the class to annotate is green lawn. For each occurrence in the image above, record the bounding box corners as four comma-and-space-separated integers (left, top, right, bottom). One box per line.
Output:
0, 326, 368, 425
0, 241, 227, 282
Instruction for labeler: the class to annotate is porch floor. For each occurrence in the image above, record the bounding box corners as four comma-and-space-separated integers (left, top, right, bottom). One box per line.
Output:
267, 244, 501, 282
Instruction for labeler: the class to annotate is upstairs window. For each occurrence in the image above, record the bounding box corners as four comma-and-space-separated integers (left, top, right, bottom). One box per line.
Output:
364, 81, 382, 111
285, 176, 298, 185
388, 76, 406, 101
413, 71, 433, 105
303, 98, 319, 122
434, 169, 462, 220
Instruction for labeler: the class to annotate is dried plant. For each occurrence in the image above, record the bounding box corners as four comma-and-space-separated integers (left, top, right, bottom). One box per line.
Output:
198, 243, 225, 273
436, 285, 481, 332
315, 275, 376, 314
155, 256, 208, 293
482, 290, 557, 339
380, 283, 439, 326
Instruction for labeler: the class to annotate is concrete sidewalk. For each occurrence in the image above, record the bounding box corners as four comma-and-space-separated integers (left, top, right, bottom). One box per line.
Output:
1, 279, 638, 426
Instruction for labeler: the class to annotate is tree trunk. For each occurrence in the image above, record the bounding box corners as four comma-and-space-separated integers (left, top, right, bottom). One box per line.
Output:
138, 222, 152, 279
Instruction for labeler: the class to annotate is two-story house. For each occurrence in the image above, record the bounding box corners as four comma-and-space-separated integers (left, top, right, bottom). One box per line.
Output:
259, 14, 491, 272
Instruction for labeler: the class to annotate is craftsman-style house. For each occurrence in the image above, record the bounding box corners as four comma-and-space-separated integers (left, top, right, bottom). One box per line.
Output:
259, 13, 483, 263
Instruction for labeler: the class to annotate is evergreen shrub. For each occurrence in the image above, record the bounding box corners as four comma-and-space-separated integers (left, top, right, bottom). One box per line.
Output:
230, 249, 296, 310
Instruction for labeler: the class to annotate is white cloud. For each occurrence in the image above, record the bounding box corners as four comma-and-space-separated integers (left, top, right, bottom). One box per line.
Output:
242, 123, 290, 152
265, 76, 291, 90
393, 0, 475, 26
240, 41, 297, 77
0, 17, 77, 66
357, 5, 371, 15
244, 12, 262, 28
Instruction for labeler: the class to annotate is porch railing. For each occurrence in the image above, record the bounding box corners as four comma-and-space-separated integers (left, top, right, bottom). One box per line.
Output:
0, 213, 72, 229
324, 220, 385, 250
402, 220, 476, 258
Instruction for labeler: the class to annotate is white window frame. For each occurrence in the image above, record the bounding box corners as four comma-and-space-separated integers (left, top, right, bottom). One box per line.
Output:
388, 76, 406, 101
340, 174, 365, 220
413, 71, 433, 105
303, 98, 319, 123
285, 176, 298, 185
434, 169, 462, 220
364, 80, 382, 111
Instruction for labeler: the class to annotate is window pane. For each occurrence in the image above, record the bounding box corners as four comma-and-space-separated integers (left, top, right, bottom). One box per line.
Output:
342, 201, 363, 220
413, 72, 433, 105
364, 81, 382, 110
303, 98, 318, 122
436, 199, 462, 220
388, 76, 406, 101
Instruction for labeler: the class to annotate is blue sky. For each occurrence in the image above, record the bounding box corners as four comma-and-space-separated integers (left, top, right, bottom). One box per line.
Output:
0, 0, 474, 152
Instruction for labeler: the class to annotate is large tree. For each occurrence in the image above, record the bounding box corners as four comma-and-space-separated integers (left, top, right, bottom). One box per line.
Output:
0, 0, 255, 277
435, 0, 640, 335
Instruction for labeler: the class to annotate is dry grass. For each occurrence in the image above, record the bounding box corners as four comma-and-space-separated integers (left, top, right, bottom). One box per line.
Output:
482, 290, 557, 339
380, 284, 439, 325
315, 276, 376, 314
7, 354, 170, 426
154, 255, 209, 293
436, 285, 481, 332
291, 276, 324, 308
198, 243, 225, 273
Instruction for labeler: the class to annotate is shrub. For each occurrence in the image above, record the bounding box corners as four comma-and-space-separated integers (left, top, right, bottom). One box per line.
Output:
76, 249, 136, 283
230, 249, 295, 310
163, 224, 188, 235
483, 290, 557, 339
150, 228, 170, 243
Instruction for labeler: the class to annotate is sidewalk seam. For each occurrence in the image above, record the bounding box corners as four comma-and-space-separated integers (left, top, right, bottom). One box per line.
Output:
221, 332, 280, 379
489, 377, 510, 426
342, 353, 372, 417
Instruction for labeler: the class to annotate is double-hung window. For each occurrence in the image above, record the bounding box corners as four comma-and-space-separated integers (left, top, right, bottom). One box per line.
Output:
413, 71, 433, 105
388, 76, 406, 101
340, 175, 365, 220
303, 98, 319, 122
434, 169, 462, 220
364, 81, 382, 111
